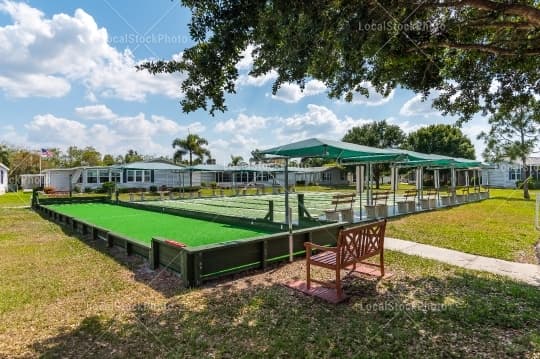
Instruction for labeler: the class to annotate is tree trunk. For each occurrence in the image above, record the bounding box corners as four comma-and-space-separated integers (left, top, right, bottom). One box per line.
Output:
374, 166, 380, 189
522, 157, 530, 200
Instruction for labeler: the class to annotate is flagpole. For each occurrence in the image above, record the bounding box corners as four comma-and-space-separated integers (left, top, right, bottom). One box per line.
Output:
39, 150, 42, 174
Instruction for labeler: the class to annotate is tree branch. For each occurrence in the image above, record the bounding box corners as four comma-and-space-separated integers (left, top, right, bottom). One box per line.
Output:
424, 0, 540, 26
424, 41, 540, 56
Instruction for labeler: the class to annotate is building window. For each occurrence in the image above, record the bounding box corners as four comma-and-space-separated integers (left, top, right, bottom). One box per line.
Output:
256, 172, 269, 181
127, 170, 151, 183
509, 168, 522, 181
0, 170, 3, 184
99, 169, 110, 183
322, 172, 332, 182
87, 170, 98, 184
111, 171, 121, 183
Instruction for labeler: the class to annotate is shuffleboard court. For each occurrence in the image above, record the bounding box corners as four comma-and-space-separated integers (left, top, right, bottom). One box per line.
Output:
46, 203, 278, 247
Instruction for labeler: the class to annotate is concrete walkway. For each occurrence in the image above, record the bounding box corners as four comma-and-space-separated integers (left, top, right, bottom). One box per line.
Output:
385, 237, 540, 287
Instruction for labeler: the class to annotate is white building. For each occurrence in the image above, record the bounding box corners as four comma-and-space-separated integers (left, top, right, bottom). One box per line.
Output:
482, 157, 540, 188
0, 163, 8, 195
42, 160, 188, 192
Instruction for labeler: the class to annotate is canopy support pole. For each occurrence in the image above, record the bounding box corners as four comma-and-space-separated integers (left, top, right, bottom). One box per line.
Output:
367, 163, 373, 205
416, 167, 423, 204
356, 165, 362, 220
284, 159, 290, 226
451, 167, 456, 199
391, 165, 397, 216
434, 169, 440, 204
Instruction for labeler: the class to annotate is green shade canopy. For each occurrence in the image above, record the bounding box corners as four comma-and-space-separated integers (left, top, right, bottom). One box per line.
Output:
260, 138, 404, 162
261, 138, 483, 169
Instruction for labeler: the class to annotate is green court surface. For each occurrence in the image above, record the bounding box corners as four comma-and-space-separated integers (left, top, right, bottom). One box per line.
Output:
46, 203, 278, 247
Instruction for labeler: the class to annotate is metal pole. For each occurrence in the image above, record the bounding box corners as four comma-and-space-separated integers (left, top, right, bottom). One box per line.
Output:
391, 165, 397, 216
288, 206, 293, 262
284, 158, 289, 226
368, 163, 373, 205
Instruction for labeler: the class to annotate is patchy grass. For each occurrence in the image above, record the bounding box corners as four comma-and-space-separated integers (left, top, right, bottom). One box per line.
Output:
0, 207, 539, 358
387, 189, 540, 263
0, 191, 32, 207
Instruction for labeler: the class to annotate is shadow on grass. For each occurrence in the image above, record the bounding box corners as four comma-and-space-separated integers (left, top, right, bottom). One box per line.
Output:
41, 212, 187, 298
30, 269, 540, 358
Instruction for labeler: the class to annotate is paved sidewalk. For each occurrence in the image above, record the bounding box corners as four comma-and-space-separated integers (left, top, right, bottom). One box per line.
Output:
385, 237, 540, 286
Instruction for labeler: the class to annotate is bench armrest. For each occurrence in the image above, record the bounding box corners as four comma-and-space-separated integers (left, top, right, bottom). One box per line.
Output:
304, 242, 338, 253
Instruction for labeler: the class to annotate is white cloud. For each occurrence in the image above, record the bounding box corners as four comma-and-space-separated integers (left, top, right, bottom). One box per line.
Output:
75, 104, 116, 120
271, 80, 327, 103
399, 93, 442, 117
25, 114, 88, 145
0, 1, 182, 101
215, 114, 268, 134
236, 70, 278, 87
236, 45, 255, 70
19, 111, 206, 158
346, 82, 395, 106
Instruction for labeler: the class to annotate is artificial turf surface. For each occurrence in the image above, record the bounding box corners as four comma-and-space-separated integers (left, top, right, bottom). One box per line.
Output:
46, 203, 278, 247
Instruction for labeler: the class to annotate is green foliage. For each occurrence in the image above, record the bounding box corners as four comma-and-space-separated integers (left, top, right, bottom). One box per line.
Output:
102, 154, 115, 166
99, 182, 116, 195
124, 150, 144, 164
478, 100, 540, 199
139, 1, 540, 122
406, 124, 476, 159
173, 134, 210, 186
0, 145, 9, 166
343, 120, 405, 188
343, 120, 406, 148
229, 155, 244, 166
149, 185, 158, 193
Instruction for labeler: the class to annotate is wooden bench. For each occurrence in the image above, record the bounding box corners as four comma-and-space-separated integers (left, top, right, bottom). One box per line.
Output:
324, 193, 356, 222
397, 189, 417, 213
421, 189, 438, 209
365, 191, 390, 218
304, 219, 387, 300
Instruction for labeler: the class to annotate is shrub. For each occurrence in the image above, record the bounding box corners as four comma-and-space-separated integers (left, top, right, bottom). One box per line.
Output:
296, 180, 306, 186
84, 187, 94, 193
210, 182, 217, 189
517, 179, 540, 189
200, 182, 207, 188
73, 185, 82, 193
100, 182, 116, 194
183, 186, 201, 192
149, 185, 158, 193
43, 186, 55, 194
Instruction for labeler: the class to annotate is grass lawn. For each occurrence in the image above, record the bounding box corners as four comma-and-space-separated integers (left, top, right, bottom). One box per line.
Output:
0, 207, 539, 357
0, 191, 32, 207
386, 189, 540, 263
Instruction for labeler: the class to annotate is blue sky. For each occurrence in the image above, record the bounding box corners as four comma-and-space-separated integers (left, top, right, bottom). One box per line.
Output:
0, 0, 489, 164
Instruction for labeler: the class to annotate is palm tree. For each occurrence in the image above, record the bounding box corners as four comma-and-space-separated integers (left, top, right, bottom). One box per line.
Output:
229, 155, 244, 166
173, 148, 187, 165
249, 149, 264, 164
172, 134, 210, 186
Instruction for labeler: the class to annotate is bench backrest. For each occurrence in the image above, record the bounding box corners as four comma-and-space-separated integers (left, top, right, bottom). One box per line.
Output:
373, 191, 390, 205
336, 219, 386, 266
331, 193, 356, 210
404, 190, 417, 200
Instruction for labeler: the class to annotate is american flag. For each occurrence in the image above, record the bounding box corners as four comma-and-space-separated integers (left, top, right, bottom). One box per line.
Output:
41, 148, 53, 158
